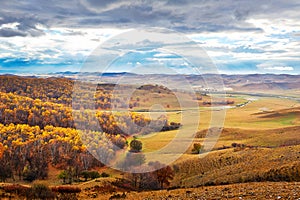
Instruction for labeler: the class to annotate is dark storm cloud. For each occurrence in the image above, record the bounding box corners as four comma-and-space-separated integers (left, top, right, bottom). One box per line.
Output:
1, 0, 300, 37
0, 28, 27, 37
0, 12, 46, 37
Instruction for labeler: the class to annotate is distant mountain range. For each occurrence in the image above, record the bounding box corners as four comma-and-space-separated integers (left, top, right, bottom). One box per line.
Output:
44, 72, 300, 95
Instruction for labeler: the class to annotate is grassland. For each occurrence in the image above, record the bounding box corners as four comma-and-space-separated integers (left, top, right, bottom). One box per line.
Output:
0, 75, 299, 199
137, 95, 300, 153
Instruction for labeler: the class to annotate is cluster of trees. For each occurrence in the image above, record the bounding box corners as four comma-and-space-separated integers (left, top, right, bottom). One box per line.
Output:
202, 100, 235, 105
117, 160, 175, 190
0, 76, 115, 109
0, 123, 176, 190
0, 75, 180, 188
192, 92, 235, 107
114, 139, 175, 190
0, 123, 127, 182
59, 170, 110, 184
0, 76, 145, 110
0, 92, 179, 134
0, 76, 73, 106
95, 112, 179, 135
123, 165, 174, 190
0, 92, 73, 128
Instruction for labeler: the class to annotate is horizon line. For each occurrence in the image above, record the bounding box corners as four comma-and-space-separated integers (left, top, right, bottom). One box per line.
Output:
0, 71, 299, 77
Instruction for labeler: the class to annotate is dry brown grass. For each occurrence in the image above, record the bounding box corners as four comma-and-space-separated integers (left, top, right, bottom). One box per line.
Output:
172, 145, 300, 188
122, 182, 300, 200
193, 125, 300, 149
68, 182, 300, 199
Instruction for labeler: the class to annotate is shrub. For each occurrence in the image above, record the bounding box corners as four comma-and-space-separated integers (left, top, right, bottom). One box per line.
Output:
81, 171, 101, 181
81, 171, 90, 181
130, 139, 142, 152
192, 143, 203, 154
58, 170, 68, 184
58, 169, 74, 184
29, 184, 55, 200
231, 143, 238, 147
89, 171, 101, 179
23, 169, 38, 182
100, 172, 110, 177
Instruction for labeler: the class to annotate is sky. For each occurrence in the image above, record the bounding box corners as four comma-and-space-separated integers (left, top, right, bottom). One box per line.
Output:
0, 0, 300, 75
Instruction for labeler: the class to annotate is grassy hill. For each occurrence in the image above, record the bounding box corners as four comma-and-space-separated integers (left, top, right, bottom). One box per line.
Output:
172, 145, 300, 187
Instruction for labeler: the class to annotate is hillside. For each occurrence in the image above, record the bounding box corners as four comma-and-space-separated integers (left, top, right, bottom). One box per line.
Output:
0, 74, 299, 199
195, 125, 300, 148
172, 145, 300, 188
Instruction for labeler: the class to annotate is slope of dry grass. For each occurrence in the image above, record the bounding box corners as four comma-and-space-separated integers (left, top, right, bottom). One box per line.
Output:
172, 145, 300, 188
194, 125, 300, 149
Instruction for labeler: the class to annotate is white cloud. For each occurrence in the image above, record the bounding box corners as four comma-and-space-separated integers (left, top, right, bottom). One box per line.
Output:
257, 63, 294, 71
186, 18, 300, 70
0, 22, 20, 30
269, 66, 294, 71
153, 52, 174, 57
0, 27, 126, 63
